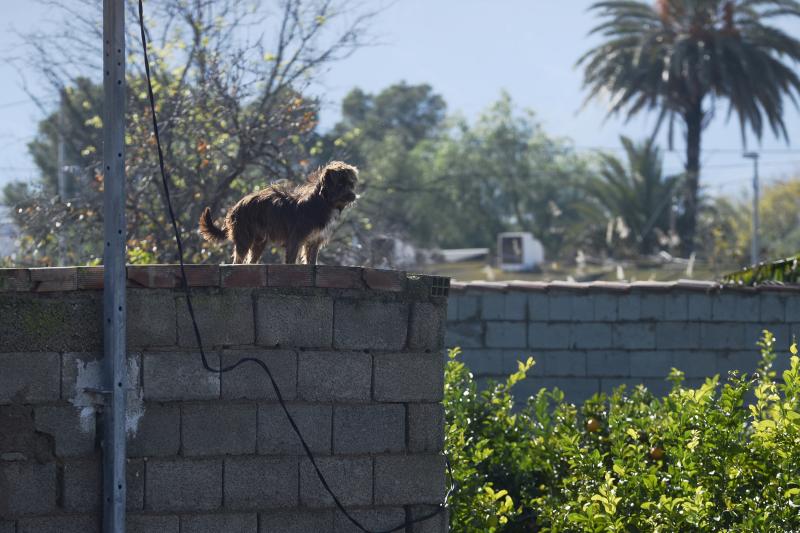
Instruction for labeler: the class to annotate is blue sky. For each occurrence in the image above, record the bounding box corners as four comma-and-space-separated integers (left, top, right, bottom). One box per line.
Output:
2, 0, 800, 197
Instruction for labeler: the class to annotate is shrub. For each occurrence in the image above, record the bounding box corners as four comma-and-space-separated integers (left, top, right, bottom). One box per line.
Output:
444, 333, 800, 532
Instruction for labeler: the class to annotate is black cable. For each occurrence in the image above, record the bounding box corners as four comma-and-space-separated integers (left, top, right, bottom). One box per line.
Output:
136, 2, 452, 531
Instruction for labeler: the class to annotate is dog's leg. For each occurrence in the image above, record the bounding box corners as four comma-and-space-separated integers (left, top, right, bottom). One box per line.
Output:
284, 239, 301, 264
247, 240, 268, 264
302, 241, 321, 265
232, 240, 249, 264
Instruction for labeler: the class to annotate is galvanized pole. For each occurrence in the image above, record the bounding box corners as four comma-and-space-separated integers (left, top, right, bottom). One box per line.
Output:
744, 152, 760, 265
102, 0, 127, 531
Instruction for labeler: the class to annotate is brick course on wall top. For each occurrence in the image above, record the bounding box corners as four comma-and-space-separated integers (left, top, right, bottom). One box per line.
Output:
0, 265, 449, 533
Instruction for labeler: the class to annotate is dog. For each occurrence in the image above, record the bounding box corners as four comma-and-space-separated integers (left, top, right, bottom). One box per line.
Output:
199, 161, 358, 264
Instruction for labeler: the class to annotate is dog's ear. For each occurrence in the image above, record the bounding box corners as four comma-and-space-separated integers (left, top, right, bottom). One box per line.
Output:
317, 167, 335, 197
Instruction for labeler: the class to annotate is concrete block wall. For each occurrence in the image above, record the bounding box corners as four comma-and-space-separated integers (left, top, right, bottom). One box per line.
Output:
447, 280, 800, 403
0, 265, 448, 533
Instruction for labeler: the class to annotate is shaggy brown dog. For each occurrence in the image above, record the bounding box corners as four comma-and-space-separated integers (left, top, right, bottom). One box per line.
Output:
199, 161, 358, 264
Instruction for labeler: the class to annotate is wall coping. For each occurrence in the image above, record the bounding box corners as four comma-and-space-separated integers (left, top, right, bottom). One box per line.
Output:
0, 264, 450, 295
450, 278, 800, 293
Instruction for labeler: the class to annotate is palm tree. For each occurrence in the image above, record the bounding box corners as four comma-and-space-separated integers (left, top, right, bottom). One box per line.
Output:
578, 0, 800, 254
589, 136, 680, 255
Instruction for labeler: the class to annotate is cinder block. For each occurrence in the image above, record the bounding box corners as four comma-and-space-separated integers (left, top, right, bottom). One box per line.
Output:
687, 293, 713, 320
363, 269, 406, 292
127, 459, 145, 510
549, 294, 592, 321
61, 351, 141, 402
0, 462, 56, 516
62, 458, 101, 512
444, 322, 483, 349
764, 292, 786, 322
673, 351, 717, 378
540, 351, 586, 377
656, 322, 701, 350
409, 303, 446, 352
258, 510, 334, 533
600, 378, 644, 395
446, 297, 458, 321
642, 378, 673, 397
0, 268, 30, 291
0, 352, 60, 404
181, 513, 257, 532
256, 295, 333, 349
569, 323, 613, 350
528, 323, 571, 350
177, 290, 254, 347
514, 378, 599, 404
374, 455, 445, 505
586, 352, 630, 377
143, 352, 220, 401
485, 321, 527, 348
333, 300, 408, 350
333, 404, 405, 454
700, 323, 746, 350
617, 294, 641, 320
456, 296, 479, 320
612, 323, 656, 349
34, 405, 95, 457
459, 349, 505, 377
258, 403, 332, 455
146, 458, 222, 511
482, 293, 521, 320
0, 294, 102, 352
0, 522, 13, 533
300, 456, 372, 508
744, 323, 788, 350
128, 403, 181, 457
298, 351, 371, 402
129, 514, 180, 533
182, 403, 256, 456
528, 293, 549, 320
333, 507, 407, 533
221, 350, 297, 401
374, 353, 443, 402
407, 505, 449, 533
593, 294, 617, 321
712, 293, 755, 322
787, 296, 800, 321
664, 293, 688, 320
717, 351, 759, 377
639, 293, 664, 320
128, 289, 177, 348
224, 457, 298, 510
408, 403, 444, 453
17, 516, 99, 533
629, 351, 675, 378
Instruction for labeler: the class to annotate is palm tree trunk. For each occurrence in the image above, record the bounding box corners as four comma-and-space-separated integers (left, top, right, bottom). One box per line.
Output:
681, 103, 702, 255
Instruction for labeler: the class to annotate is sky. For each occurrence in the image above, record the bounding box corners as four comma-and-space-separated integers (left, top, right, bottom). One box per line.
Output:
2, 0, 800, 198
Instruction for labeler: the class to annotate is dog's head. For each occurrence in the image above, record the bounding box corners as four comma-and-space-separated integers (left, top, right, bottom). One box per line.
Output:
317, 161, 359, 211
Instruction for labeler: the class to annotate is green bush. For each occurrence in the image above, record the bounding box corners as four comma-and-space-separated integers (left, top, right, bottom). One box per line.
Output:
444, 333, 800, 532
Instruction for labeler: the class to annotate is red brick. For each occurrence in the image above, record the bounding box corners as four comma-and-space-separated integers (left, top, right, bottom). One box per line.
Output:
182, 265, 220, 287
316, 266, 362, 289
363, 268, 405, 292
77, 266, 105, 289
127, 265, 179, 288
220, 264, 267, 288
0, 269, 31, 291
267, 265, 314, 287
30, 267, 77, 291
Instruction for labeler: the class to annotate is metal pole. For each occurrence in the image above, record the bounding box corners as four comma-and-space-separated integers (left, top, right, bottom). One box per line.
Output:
102, 0, 127, 531
744, 152, 759, 265
57, 89, 67, 266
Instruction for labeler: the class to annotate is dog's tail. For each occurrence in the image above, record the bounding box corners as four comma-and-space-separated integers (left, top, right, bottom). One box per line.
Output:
198, 207, 228, 243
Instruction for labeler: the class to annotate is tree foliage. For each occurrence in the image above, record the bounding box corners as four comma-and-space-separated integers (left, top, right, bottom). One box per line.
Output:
3, 0, 375, 266
579, 0, 800, 254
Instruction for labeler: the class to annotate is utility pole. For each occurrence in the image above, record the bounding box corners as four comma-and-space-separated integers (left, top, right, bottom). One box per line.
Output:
744, 152, 760, 265
102, 0, 127, 531
57, 89, 67, 266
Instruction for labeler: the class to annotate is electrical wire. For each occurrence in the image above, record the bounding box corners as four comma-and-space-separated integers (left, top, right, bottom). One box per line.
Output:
136, 2, 452, 531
